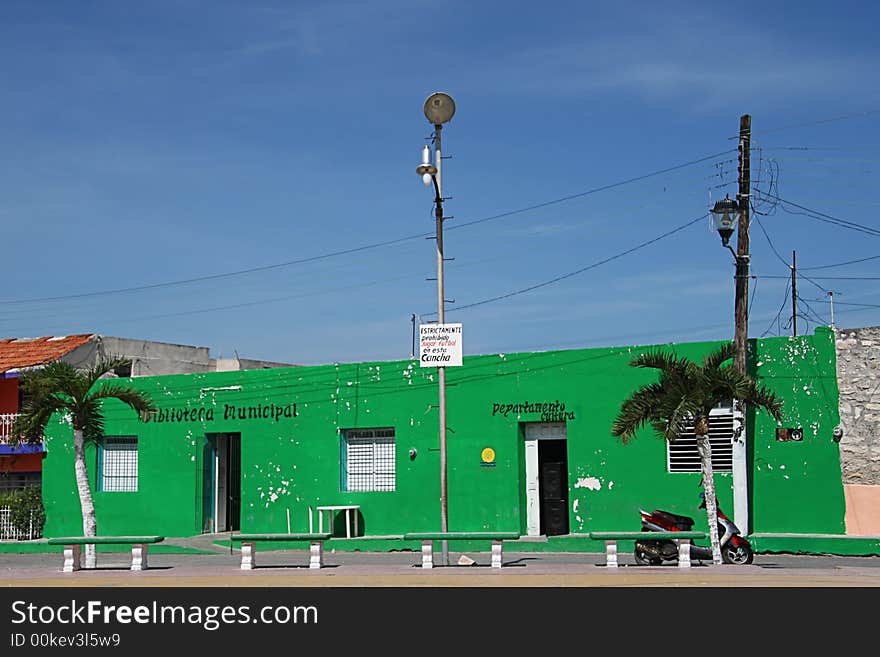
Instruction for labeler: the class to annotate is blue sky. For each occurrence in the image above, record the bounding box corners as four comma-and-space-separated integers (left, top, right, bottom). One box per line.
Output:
1, 1, 879, 365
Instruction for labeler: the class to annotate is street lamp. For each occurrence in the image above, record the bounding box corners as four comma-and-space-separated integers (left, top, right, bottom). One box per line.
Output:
416, 91, 455, 566
710, 194, 741, 257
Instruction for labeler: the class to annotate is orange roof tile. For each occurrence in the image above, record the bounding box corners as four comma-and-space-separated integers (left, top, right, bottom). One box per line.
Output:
0, 334, 96, 374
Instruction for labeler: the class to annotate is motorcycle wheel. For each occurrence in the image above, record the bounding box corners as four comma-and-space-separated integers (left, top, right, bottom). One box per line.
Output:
721, 542, 754, 565
634, 542, 663, 566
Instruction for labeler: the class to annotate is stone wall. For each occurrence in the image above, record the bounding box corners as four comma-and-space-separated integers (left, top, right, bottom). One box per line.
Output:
834, 326, 880, 485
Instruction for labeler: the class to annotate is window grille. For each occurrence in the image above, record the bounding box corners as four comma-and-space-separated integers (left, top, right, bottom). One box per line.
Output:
99, 437, 138, 492
342, 428, 395, 492
667, 410, 734, 473
0, 472, 41, 492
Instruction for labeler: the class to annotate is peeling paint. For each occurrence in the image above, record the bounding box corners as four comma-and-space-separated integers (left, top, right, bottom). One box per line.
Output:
574, 477, 601, 490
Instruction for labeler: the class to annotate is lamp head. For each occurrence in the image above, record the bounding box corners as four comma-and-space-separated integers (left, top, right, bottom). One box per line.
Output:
711, 195, 740, 247
423, 92, 456, 125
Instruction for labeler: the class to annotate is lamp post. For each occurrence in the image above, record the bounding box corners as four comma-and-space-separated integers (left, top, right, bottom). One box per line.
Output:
416, 92, 455, 565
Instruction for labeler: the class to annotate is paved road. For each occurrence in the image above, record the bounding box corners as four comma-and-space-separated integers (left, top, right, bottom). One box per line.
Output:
3, 549, 879, 587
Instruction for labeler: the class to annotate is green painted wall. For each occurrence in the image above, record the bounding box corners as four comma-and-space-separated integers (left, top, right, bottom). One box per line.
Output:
750, 327, 845, 534
41, 329, 846, 547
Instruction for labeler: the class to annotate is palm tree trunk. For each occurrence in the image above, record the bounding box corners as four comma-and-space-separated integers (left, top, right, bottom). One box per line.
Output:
694, 429, 723, 565
73, 429, 98, 569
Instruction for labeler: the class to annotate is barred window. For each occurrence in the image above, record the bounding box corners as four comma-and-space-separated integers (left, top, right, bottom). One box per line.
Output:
341, 428, 395, 492
99, 437, 138, 492
0, 472, 41, 492
667, 410, 734, 474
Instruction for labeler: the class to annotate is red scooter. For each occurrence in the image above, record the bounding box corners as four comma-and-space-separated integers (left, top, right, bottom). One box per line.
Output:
634, 494, 754, 565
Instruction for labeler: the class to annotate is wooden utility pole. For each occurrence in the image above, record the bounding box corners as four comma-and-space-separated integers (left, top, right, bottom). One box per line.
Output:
791, 251, 798, 337
732, 115, 752, 538
734, 115, 751, 374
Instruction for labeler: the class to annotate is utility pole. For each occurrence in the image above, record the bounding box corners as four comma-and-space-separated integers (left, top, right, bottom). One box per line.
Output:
828, 290, 835, 328
411, 314, 417, 359
734, 115, 751, 374
434, 123, 449, 568
791, 250, 798, 337
732, 114, 751, 538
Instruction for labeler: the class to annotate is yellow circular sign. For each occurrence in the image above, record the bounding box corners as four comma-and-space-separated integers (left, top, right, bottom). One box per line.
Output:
481, 447, 496, 463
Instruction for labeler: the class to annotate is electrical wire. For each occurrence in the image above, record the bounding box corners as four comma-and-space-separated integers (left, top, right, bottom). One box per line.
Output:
449, 150, 735, 233
423, 213, 707, 316
761, 278, 791, 337
754, 190, 880, 237
797, 295, 828, 325
758, 275, 880, 280
753, 215, 791, 268
801, 254, 880, 270
0, 149, 736, 306
729, 109, 880, 139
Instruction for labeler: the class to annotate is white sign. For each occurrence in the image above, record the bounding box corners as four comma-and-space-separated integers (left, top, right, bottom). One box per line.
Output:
419, 323, 463, 367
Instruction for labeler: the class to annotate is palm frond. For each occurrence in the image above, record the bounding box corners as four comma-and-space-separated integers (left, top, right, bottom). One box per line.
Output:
13, 357, 153, 443
662, 391, 703, 443
90, 384, 156, 412
19, 361, 80, 401
745, 383, 784, 422
85, 356, 133, 390
614, 339, 784, 446
630, 349, 694, 375
10, 394, 69, 445
611, 382, 666, 442
702, 342, 736, 370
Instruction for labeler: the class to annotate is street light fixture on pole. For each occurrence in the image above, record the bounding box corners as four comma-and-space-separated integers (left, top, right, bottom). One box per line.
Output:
416, 91, 455, 565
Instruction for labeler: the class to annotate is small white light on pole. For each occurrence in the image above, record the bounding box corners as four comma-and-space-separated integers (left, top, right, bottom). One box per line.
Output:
417, 145, 437, 186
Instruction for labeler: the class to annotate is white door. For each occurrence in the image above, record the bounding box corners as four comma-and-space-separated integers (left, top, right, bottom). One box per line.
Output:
215, 434, 228, 532
524, 439, 540, 536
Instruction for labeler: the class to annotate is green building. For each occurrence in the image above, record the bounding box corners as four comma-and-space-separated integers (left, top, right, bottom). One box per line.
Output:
41, 327, 851, 552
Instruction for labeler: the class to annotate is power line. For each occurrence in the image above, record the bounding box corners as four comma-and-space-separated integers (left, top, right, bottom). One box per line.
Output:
730, 109, 880, 139
809, 299, 880, 309
801, 254, 880, 271
449, 150, 734, 232
761, 278, 791, 338
1, 149, 736, 307
0, 232, 432, 306
754, 190, 880, 237
758, 275, 880, 281
797, 295, 827, 325
798, 273, 828, 294
753, 215, 790, 268
425, 214, 707, 316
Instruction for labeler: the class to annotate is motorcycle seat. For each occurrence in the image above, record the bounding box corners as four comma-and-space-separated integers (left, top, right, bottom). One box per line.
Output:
654, 510, 695, 529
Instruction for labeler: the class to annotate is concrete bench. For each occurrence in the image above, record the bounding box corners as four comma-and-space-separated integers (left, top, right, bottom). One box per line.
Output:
403, 532, 521, 569
46, 536, 165, 572
588, 531, 706, 568
230, 533, 332, 570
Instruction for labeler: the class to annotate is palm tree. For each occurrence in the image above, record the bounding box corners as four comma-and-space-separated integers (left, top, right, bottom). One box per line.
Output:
11, 357, 155, 568
611, 342, 782, 564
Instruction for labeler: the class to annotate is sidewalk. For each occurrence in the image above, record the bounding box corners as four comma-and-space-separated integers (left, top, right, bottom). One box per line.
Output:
3, 543, 880, 587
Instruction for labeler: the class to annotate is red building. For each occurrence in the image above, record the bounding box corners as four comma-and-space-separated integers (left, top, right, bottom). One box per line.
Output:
0, 335, 95, 491
0, 333, 294, 491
